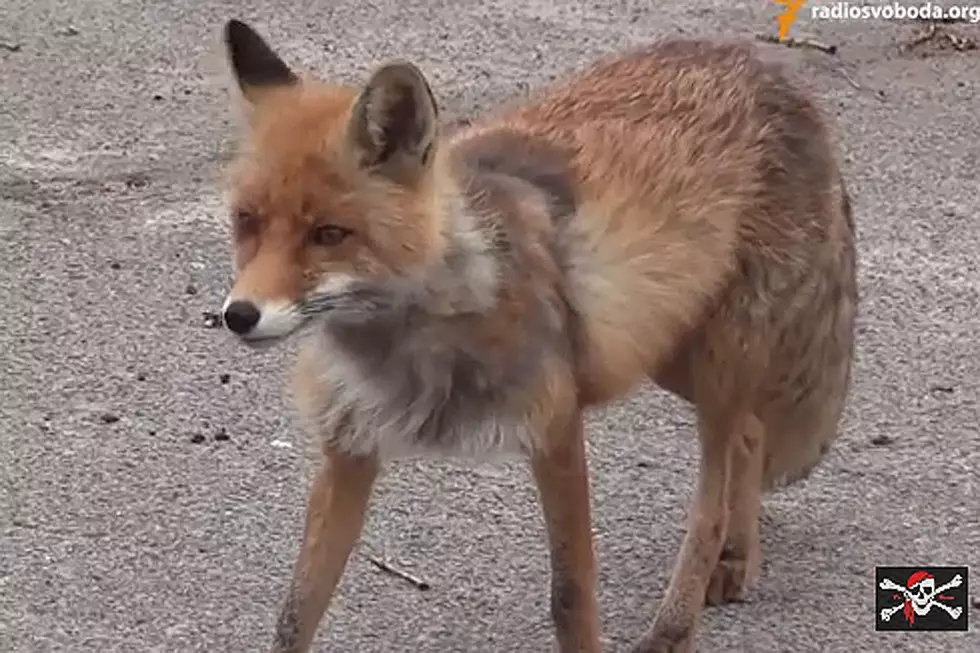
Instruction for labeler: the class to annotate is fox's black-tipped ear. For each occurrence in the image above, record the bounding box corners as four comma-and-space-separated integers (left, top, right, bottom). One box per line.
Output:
347, 61, 439, 183
223, 19, 298, 102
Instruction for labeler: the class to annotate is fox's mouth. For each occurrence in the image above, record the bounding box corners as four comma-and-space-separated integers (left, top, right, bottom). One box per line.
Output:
237, 313, 313, 348
237, 333, 290, 349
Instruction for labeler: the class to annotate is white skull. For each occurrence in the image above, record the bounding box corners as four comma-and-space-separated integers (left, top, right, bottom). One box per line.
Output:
911, 577, 936, 615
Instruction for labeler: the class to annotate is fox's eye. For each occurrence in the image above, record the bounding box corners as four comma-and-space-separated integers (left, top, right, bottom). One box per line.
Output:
311, 224, 352, 247
234, 209, 259, 236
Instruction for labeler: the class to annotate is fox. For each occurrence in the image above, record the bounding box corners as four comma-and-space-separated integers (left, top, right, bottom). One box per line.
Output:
215, 17, 857, 653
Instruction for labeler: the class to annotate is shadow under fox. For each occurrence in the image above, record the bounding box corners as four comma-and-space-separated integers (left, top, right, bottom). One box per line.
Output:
215, 18, 857, 653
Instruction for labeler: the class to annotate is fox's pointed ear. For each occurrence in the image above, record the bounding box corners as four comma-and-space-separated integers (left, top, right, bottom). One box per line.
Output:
223, 19, 298, 103
346, 61, 439, 183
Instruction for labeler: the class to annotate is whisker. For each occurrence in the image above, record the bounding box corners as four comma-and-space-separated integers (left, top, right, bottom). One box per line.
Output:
300, 293, 339, 316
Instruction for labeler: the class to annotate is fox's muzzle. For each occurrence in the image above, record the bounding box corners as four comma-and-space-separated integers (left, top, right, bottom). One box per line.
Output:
220, 295, 309, 345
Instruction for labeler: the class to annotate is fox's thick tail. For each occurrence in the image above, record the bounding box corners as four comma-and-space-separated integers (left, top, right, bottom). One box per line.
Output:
761, 180, 857, 492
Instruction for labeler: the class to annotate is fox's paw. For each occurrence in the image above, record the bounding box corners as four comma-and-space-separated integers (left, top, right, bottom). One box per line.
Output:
630, 624, 695, 653
704, 547, 759, 606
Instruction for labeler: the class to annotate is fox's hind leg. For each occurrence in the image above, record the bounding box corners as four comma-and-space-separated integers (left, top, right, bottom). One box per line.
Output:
652, 349, 766, 608
632, 405, 759, 653
635, 310, 770, 653
703, 413, 764, 606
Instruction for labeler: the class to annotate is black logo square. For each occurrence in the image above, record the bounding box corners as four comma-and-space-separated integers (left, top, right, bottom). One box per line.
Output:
875, 566, 969, 632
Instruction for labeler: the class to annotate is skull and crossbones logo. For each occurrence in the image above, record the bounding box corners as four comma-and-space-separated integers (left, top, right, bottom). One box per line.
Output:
879, 570, 963, 625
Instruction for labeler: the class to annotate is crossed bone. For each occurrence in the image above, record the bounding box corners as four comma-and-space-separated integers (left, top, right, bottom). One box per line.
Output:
879, 574, 963, 621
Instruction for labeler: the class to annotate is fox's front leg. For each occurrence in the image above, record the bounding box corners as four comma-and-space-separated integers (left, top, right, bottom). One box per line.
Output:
531, 409, 603, 653
270, 447, 379, 653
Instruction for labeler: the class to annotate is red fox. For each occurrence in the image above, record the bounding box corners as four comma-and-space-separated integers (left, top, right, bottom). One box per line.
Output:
217, 18, 857, 653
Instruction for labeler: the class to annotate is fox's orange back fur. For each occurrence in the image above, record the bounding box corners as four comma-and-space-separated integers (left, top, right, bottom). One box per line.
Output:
224, 37, 855, 484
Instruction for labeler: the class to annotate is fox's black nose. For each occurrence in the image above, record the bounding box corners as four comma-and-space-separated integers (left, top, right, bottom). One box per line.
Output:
223, 300, 260, 335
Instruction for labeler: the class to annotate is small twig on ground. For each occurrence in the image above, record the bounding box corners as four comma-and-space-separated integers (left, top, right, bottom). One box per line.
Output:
902, 22, 938, 51
900, 22, 977, 53
365, 554, 431, 591
835, 66, 862, 90
945, 30, 978, 52
913, 16, 968, 24
755, 33, 838, 55
12, 518, 108, 538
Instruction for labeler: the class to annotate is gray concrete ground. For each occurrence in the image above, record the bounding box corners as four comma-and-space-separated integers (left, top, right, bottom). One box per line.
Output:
2, 1, 979, 652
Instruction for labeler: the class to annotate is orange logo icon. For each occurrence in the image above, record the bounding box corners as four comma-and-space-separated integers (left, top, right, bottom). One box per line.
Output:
775, 0, 807, 40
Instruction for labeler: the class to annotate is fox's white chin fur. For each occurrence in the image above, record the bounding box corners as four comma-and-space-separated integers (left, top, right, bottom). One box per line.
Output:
239, 336, 286, 350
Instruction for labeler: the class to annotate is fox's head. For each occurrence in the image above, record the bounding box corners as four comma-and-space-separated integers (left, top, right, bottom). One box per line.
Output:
217, 19, 468, 348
